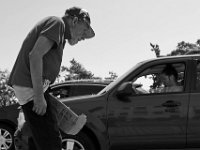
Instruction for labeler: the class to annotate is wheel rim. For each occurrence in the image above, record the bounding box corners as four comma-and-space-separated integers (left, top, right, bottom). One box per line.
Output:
0, 128, 12, 150
62, 138, 85, 150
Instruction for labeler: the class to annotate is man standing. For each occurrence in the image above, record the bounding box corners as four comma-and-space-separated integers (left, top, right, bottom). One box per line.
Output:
8, 6, 95, 150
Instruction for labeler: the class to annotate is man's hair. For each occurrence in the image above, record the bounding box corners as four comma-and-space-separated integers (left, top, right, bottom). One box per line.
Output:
161, 64, 178, 80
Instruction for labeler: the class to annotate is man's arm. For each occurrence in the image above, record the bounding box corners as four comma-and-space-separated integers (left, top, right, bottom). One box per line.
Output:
29, 35, 54, 115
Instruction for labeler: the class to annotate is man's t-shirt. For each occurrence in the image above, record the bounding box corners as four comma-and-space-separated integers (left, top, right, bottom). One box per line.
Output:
13, 79, 51, 105
8, 16, 66, 88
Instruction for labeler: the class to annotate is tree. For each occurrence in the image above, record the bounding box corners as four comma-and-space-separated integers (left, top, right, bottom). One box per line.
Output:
168, 40, 200, 56
150, 43, 161, 57
58, 58, 94, 82
150, 40, 200, 57
196, 39, 200, 47
105, 71, 118, 81
0, 69, 17, 107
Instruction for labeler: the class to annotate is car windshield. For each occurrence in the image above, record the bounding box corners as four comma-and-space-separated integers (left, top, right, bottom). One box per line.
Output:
98, 61, 145, 95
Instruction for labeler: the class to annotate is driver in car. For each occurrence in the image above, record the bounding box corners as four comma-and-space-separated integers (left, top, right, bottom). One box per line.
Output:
159, 64, 183, 93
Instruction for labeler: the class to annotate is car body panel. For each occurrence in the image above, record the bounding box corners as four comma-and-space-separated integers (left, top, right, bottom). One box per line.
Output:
187, 59, 200, 148
107, 93, 190, 149
0, 103, 19, 126
61, 94, 110, 150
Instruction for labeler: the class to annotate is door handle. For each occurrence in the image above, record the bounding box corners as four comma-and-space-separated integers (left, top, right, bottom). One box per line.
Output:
162, 100, 181, 107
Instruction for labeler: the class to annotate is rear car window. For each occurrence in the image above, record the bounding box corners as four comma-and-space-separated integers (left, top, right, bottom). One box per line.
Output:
72, 85, 105, 96
49, 84, 106, 99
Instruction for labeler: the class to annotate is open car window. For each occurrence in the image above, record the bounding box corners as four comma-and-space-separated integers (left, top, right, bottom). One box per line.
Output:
132, 63, 185, 94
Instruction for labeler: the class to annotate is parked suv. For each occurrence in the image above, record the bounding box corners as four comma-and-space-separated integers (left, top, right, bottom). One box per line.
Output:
0, 80, 109, 150
59, 55, 200, 150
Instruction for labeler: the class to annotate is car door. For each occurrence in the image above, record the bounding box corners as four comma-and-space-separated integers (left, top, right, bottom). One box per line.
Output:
187, 58, 200, 148
107, 59, 190, 150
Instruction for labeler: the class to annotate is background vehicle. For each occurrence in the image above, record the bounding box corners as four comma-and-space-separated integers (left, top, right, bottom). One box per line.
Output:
0, 104, 18, 150
49, 80, 110, 99
0, 80, 109, 150
59, 55, 200, 150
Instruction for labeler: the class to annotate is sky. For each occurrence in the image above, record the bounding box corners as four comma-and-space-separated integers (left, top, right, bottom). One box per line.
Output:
1, 0, 200, 78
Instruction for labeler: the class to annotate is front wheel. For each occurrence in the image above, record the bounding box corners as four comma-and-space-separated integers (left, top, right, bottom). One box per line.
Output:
62, 132, 96, 150
0, 124, 15, 150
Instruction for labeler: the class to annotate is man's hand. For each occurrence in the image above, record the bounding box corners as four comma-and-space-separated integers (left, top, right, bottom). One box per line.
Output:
32, 95, 47, 115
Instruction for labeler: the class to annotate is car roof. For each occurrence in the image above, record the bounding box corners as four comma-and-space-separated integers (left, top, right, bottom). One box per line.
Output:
136, 54, 200, 66
50, 79, 113, 88
146, 54, 200, 62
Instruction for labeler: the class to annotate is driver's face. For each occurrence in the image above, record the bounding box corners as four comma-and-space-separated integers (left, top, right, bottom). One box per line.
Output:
160, 74, 170, 86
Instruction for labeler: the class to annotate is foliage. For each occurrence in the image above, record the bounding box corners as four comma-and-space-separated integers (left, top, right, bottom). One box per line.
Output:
150, 43, 161, 57
57, 58, 119, 83
105, 71, 118, 80
57, 58, 120, 83
0, 69, 17, 107
167, 41, 200, 56
57, 58, 94, 82
150, 40, 200, 57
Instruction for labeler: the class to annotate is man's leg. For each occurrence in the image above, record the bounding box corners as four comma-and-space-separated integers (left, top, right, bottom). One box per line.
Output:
28, 137, 37, 150
22, 98, 62, 150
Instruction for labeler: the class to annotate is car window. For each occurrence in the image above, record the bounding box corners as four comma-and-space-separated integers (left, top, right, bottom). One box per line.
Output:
131, 63, 185, 94
49, 85, 73, 99
72, 85, 105, 96
49, 84, 106, 99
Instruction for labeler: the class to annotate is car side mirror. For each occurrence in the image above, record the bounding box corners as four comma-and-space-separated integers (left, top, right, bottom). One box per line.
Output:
116, 82, 136, 98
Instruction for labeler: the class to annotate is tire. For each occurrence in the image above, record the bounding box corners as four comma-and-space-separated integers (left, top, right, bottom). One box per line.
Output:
0, 124, 15, 150
62, 131, 97, 150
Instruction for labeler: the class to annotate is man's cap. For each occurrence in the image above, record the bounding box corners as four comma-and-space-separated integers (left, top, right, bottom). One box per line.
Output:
65, 7, 95, 39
